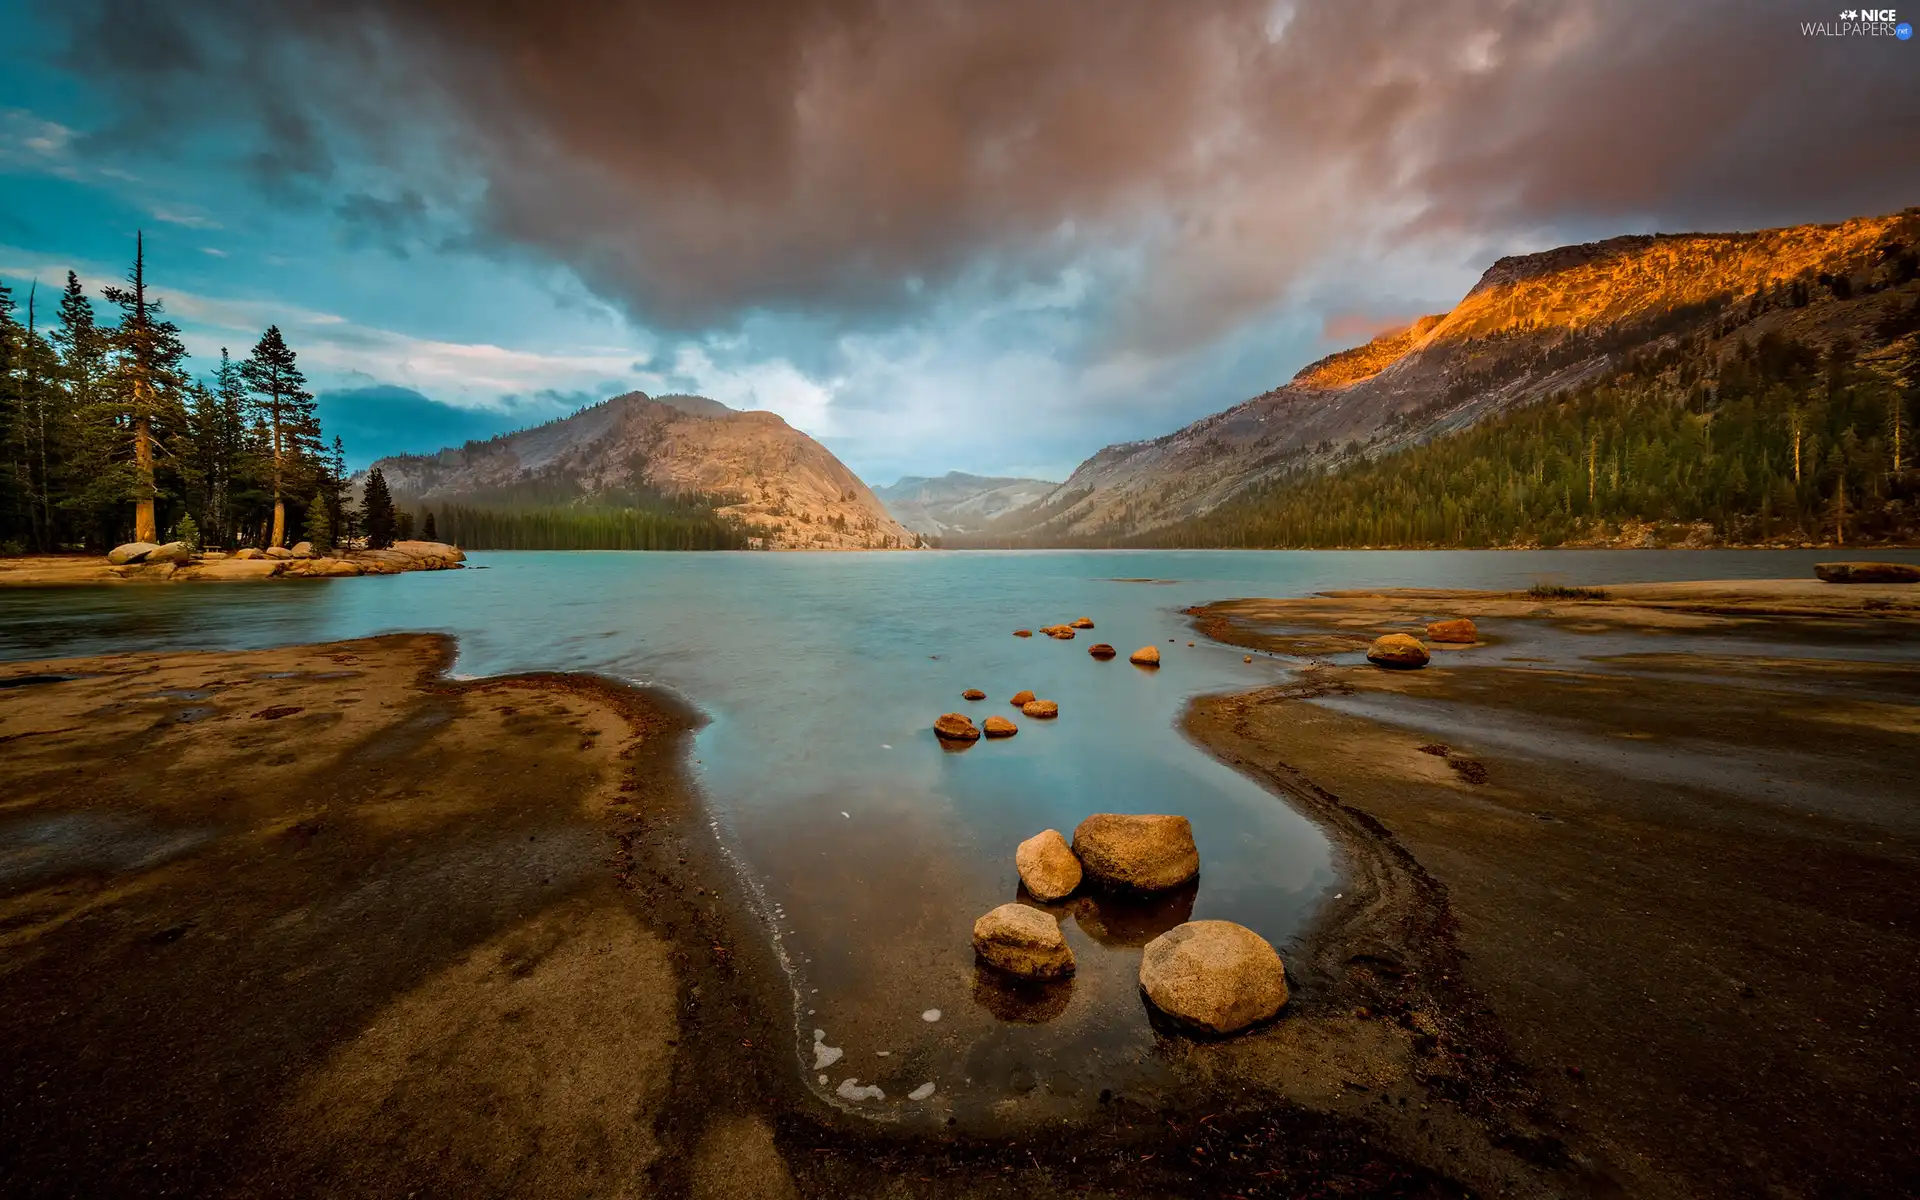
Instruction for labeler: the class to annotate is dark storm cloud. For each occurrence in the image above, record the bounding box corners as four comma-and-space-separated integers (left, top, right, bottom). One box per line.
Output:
51, 0, 1920, 347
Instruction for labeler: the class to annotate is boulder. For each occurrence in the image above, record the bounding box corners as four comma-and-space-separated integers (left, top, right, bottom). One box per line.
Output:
1088, 643, 1117, 659
265, 546, 295, 560
1069, 617, 1095, 629
933, 712, 980, 742
1021, 699, 1059, 719
1014, 629, 1033, 638
1072, 814, 1199, 892
1366, 633, 1430, 669
1425, 618, 1478, 644
982, 715, 1018, 738
107, 542, 160, 565
962, 688, 987, 701
972, 903, 1074, 979
290, 541, 315, 559
1139, 920, 1289, 1034
1009, 689, 1037, 707
233, 548, 263, 560
1129, 645, 1161, 667
1016, 829, 1082, 901
310, 558, 363, 577
1815, 561, 1920, 584
144, 541, 193, 565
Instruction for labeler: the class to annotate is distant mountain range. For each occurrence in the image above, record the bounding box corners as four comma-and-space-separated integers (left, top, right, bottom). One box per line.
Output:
370, 392, 918, 550
872, 472, 1057, 537
959, 208, 1920, 545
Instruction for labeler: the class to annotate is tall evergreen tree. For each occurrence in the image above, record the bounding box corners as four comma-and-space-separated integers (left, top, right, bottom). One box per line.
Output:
19, 283, 67, 550
422, 510, 437, 542
361, 465, 396, 549
303, 489, 333, 553
0, 277, 21, 545
240, 325, 318, 547
100, 233, 190, 544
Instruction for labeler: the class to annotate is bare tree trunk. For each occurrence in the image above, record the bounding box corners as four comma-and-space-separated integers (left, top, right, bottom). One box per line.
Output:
134, 409, 156, 543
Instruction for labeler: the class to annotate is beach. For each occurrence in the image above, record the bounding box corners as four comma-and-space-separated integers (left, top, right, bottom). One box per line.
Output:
2, 575, 1916, 1197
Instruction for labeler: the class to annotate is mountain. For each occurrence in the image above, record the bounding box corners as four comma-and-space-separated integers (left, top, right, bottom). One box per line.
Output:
369, 392, 918, 550
873, 471, 1058, 537
971, 209, 1920, 544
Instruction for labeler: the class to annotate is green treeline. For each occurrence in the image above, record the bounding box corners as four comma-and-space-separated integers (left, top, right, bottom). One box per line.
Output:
0, 234, 351, 552
1147, 304, 1920, 549
426, 504, 750, 551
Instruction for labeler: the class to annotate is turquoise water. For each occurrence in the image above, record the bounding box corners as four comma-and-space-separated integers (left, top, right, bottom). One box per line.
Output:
4, 547, 1914, 1122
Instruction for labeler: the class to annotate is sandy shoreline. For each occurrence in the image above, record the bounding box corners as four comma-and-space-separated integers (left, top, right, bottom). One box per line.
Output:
1183, 582, 1920, 1198
4, 579, 1916, 1197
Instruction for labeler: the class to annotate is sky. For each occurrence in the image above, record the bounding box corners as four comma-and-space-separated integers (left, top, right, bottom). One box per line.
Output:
2, 1, 1916, 481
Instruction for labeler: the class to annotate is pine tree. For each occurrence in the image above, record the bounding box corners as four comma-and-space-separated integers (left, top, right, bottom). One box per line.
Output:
395, 509, 414, 541
361, 466, 396, 549
0, 277, 21, 547
100, 234, 191, 544
303, 489, 333, 553
422, 510, 437, 541
240, 325, 318, 547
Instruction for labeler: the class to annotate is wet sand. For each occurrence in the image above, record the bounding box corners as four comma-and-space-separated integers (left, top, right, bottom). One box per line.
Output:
0, 635, 1461, 1198
7, 576, 1914, 1197
1185, 583, 1920, 1198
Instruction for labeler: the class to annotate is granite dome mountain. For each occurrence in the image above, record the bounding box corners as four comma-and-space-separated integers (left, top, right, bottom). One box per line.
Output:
369, 392, 917, 550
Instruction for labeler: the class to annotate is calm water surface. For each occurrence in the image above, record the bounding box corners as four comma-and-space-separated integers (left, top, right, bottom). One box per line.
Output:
5, 548, 1914, 1123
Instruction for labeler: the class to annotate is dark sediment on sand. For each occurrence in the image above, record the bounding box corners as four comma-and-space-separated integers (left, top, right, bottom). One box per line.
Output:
1182, 585, 1920, 1199
8, 579, 1913, 1198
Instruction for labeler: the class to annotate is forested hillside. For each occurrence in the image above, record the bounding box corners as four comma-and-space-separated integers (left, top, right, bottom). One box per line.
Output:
1143, 292, 1920, 549
0, 236, 353, 553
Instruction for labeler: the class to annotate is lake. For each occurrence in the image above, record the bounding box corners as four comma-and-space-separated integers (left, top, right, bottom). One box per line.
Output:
4, 547, 1914, 1122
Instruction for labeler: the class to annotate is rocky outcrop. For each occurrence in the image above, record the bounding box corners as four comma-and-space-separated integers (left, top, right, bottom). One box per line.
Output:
1129, 646, 1161, 667
1367, 633, 1430, 668
1021, 699, 1059, 719
107, 542, 159, 565
1071, 814, 1199, 892
972, 904, 1074, 979
1816, 562, 1920, 584
1015, 829, 1082, 902
1139, 920, 1289, 1035
933, 713, 980, 742
982, 716, 1018, 738
1425, 618, 1478, 643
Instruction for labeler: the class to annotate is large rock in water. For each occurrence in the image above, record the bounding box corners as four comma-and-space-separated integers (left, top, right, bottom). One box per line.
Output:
107, 542, 159, 565
1009, 689, 1036, 707
1366, 633, 1430, 669
1071, 814, 1199, 892
144, 541, 193, 565
1425, 618, 1478, 644
1070, 617, 1095, 629
972, 904, 1075, 979
1016, 829, 1083, 901
1128, 645, 1161, 666
1088, 643, 1117, 659
1139, 920, 1289, 1034
1815, 561, 1920, 584
962, 688, 986, 701
1021, 699, 1059, 719
982, 716, 1018, 738
933, 713, 980, 742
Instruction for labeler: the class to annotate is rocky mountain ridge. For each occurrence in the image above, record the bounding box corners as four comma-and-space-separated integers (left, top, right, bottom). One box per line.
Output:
873, 471, 1058, 537
970, 208, 1920, 543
